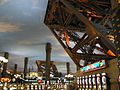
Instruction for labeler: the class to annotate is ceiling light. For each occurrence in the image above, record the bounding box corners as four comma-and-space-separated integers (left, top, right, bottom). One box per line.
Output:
0, 56, 8, 63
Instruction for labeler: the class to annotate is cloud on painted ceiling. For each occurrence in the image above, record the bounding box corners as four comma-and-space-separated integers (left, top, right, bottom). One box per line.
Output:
32, 0, 39, 6
32, 0, 48, 10
0, 22, 22, 32
52, 47, 62, 51
59, 52, 69, 57
22, 12, 32, 17
0, 16, 13, 21
32, 1, 40, 10
47, 35, 61, 46
17, 38, 47, 47
0, 0, 8, 5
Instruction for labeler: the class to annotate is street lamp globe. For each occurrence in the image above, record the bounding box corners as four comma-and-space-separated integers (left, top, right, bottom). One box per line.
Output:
0, 56, 8, 63
0, 56, 6, 62
3, 59, 8, 63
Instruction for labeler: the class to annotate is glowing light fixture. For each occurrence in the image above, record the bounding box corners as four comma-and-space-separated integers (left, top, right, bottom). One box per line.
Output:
0, 56, 8, 63
0, 56, 5, 61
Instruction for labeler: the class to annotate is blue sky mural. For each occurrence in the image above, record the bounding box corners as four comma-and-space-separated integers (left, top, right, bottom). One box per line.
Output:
0, 0, 76, 73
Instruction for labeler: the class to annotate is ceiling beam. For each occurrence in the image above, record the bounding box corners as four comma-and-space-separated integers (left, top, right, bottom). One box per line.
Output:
75, 53, 116, 60
50, 28, 82, 67
48, 24, 84, 32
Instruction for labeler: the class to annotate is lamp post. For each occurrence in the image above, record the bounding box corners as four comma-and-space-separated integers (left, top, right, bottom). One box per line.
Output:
0, 56, 8, 78
68, 74, 73, 84
24, 57, 28, 79
45, 42, 52, 85
65, 74, 74, 84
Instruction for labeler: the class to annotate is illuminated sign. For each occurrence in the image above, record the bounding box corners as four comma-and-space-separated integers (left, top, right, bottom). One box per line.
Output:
81, 60, 106, 73
0, 78, 11, 82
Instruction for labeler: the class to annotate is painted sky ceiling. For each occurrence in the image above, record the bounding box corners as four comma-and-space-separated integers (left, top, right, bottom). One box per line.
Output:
0, 0, 76, 73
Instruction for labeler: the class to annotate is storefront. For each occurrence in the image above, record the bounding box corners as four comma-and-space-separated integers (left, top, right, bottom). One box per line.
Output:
76, 58, 120, 90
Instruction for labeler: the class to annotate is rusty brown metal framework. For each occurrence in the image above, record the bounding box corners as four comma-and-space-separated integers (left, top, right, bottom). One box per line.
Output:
44, 0, 119, 67
36, 60, 58, 76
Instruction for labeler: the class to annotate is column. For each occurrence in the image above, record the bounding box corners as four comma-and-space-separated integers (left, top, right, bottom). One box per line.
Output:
24, 57, 28, 79
45, 42, 52, 85
14, 64, 17, 75
66, 62, 70, 74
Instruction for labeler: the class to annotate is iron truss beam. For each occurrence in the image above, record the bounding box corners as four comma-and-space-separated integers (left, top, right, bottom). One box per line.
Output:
36, 60, 58, 76
44, 0, 119, 67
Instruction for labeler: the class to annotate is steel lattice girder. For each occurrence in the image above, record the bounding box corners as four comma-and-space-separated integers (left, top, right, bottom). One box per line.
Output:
44, 0, 119, 67
36, 60, 58, 76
